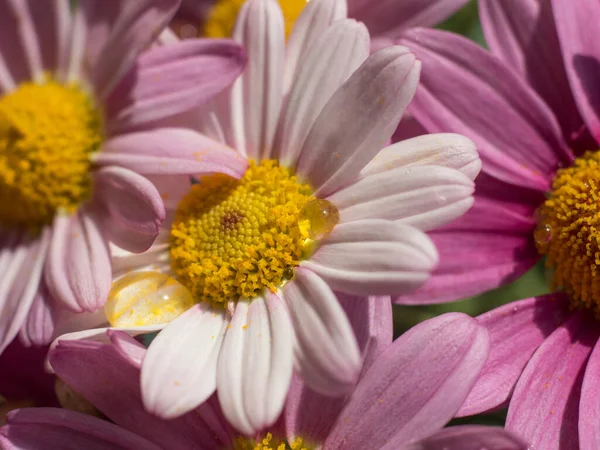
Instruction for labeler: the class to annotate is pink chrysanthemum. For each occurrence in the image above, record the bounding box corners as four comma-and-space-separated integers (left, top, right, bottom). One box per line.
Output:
2, 311, 527, 450
52, 0, 480, 435
0, 0, 247, 354
384, 1, 600, 449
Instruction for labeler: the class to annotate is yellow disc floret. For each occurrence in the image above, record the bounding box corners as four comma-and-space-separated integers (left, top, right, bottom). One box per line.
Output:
0, 77, 102, 230
232, 432, 312, 450
204, 0, 309, 39
170, 160, 313, 306
536, 151, 600, 313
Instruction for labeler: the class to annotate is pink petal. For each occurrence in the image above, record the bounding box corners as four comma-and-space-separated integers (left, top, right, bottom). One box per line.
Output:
349, 0, 469, 37
0, 229, 49, 354
93, 166, 165, 253
105, 39, 246, 133
284, 294, 392, 443
50, 338, 228, 449
409, 425, 528, 450
0, 1, 31, 91
457, 295, 571, 417
19, 281, 57, 347
217, 294, 294, 435
296, 46, 421, 196
580, 334, 600, 449
302, 220, 438, 296
5, 0, 43, 82
89, 0, 180, 99
328, 164, 474, 231
97, 128, 247, 178
324, 313, 490, 449
480, 0, 589, 146
361, 133, 480, 181
402, 28, 572, 192
1, 408, 161, 450
45, 211, 111, 313
281, 268, 361, 397
107, 330, 146, 369
141, 304, 226, 419
284, 0, 347, 93
398, 173, 541, 304
506, 312, 598, 450
551, 0, 600, 142
274, 19, 369, 166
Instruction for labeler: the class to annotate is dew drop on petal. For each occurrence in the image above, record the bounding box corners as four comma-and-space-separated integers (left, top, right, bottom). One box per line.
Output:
534, 223, 552, 245
298, 199, 340, 240
104, 272, 194, 327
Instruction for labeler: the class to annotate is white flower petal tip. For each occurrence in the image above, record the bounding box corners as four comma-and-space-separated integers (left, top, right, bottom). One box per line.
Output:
362, 133, 481, 181
141, 305, 226, 419
302, 220, 438, 296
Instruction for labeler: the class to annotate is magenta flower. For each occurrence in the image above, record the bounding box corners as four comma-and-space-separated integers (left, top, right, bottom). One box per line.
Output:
47, 0, 481, 435
0, 0, 247, 354
374, 1, 600, 448
0, 312, 526, 450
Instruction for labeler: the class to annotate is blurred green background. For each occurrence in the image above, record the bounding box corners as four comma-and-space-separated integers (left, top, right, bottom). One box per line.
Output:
392, 0, 551, 428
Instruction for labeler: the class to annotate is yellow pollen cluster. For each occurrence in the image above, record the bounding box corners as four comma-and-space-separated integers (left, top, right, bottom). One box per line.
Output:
170, 159, 313, 306
536, 151, 600, 313
0, 77, 102, 230
233, 433, 311, 450
204, 0, 309, 39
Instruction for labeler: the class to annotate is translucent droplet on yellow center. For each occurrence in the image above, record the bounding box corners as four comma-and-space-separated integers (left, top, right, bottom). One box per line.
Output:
232, 432, 312, 450
170, 160, 314, 306
536, 151, 600, 312
299, 198, 339, 240
104, 272, 194, 327
0, 77, 102, 230
203, 0, 309, 39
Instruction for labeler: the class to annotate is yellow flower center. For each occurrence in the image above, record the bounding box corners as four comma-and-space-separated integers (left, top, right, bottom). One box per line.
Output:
169, 159, 339, 306
203, 0, 309, 39
105, 272, 195, 327
232, 432, 312, 450
0, 77, 102, 230
536, 151, 600, 313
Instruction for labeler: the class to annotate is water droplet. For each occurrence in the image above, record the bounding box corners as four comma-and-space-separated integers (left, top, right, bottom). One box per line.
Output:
105, 272, 194, 327
298, 199, 340, 240
534, 223, 552, 245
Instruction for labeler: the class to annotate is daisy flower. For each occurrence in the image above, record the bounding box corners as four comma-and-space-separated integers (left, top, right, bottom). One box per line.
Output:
390, 1, 600, 448
0, 0, 247, 353
3, 312, 527, 450
52, 0, 479, 435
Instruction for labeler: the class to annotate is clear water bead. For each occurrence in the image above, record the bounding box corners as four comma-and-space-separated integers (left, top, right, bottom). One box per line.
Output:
298, 199, 340, 240
104, 272, 194, 327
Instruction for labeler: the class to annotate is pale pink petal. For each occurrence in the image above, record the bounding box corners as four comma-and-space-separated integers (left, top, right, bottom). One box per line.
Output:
141, 304, 226, 419
402, 28, 572, 192
506, 312, 598, 450
96, 128, 247, 178
302, 220, 437, 296
217, 295, 294, 435
89, 0, 180, 99
6, 0, 43, 82
361, 133, 480, 181
64, 3, 86, 83
407, 425, 528, 450
105, 39, 246, 133
296, 46, 420, 196
349, 0, 470, 36
19, 281, 57, 347
284, 294, 392, 443
93, 166, 165, 253
0, 1, 31, 91
45, 211, 111, 313
324, 313, 490, 449
282, 268, 361, 397
110, 232, 170, 279
0, 408, 161, 450
480, 0, 588, 146
552, 0, 600, 142
275, 19, 369, 166
328, 165, 474, 231
457, 295, 571, 417
580, 333, 600, 449
0, 229, 49, 354
284, 0, 347, 93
